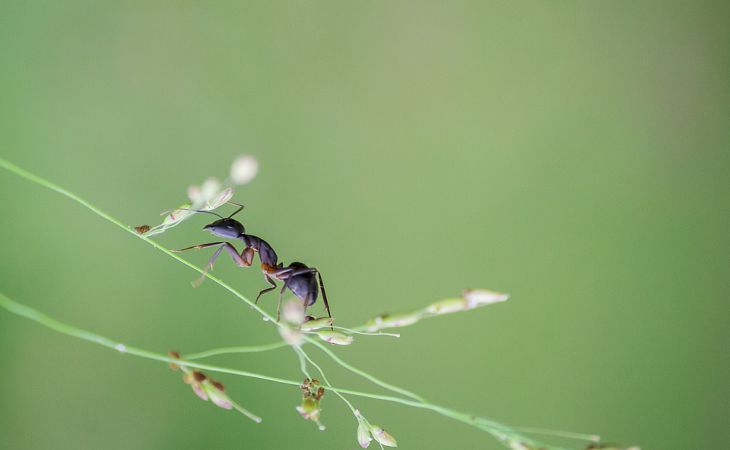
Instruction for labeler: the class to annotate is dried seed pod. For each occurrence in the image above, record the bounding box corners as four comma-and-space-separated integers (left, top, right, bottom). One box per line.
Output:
134, 224, 151, 234
168, 350, 181, 370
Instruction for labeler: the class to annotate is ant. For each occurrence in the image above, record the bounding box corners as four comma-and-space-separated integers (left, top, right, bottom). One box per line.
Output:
171, 203, 332, 323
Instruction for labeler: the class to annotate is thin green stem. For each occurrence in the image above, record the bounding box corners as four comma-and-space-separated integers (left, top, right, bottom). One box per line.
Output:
332, 326, 400, 338
0, 158, 572, 450
230, 401, 263, 423
0, 291, 567, 449
296, 345, 358, 415
512, 427, 600, 443
293, 345, 312, 379
0, 157, 426, 404
304, 336, 427, 403
185, 342, 289, 360
0, 159, 279, 325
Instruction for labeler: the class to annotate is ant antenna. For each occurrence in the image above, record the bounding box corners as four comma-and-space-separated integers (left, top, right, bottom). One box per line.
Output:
226, 202, 245, 218
161, 208, 225, 219
162, 202, 244, 220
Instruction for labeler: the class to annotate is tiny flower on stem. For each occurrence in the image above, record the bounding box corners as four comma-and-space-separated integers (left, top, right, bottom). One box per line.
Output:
187, 177, 223, 206
297, 378, 326, 430
316, 330, 353, 345
354, 410, 397, 448
161, 181, 232, 227
462, 288, 509, 308
301, 316, 335, 331
230, 155, 259, 185
370, 425, 398, 447
182, 370, 234, 410
365, 313, 421, 332
279, 326, 304, 347
169, 351, 261, 422
425, 298, 468, 315
282, 299, 305, 325
354, 410, 373, 448
279, 300, 306, 346
357, 420, 372, 448
163, 205, 194, 225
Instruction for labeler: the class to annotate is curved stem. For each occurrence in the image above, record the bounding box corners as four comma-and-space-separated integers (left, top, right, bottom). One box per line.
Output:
0, 158, 426, 404
0, 291, 531, 441
296, 346, 357, 415
304, 335, 427, 403
0, 158, 571, 450
0, 159, 280, 325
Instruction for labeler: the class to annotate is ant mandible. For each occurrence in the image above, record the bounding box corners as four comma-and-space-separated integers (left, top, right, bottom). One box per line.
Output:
171, 203, 332, 322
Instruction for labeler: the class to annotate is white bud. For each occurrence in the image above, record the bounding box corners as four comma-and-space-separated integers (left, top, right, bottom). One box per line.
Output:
203, 381, 233, 410
201, 177, 220, 196
357, 420, 372, 448
463, 289, 509, 308
366, 313, 420, 332
369, 425, 397, 447
282, 300, 305, 325
317, 330, 353, 345
230, 155, 259, 185
426, 298, 468, 315
163, 206, 193, 225
279, 326, 304, 346
205, 187, 234, 210
300, 317, 335, 331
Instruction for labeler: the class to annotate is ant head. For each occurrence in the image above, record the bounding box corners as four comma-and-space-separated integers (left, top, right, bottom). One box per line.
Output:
203, 218, 245, 239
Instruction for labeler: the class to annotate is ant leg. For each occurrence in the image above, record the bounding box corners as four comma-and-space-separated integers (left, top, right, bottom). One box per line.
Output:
255, 275, 277, 304
276, 281, 291, 322
172, 242, 226, 252
316, 271, 333, 322
173, 242, 247, 287
173, 242, 247, 267
191, 246, 224, 288
241, 247, 255, 267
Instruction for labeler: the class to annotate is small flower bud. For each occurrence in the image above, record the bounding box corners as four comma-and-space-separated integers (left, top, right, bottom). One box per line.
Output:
369, 425, 397, 447
463, 289, 509, 308
357, 420, 373, 448
301, 317, 335, 331
366, 313, 420, 332
163, 206, 193, 225
426, 298, 468, 315
282, 300, 305, 325
203, 380, 233, 410
205, 187, 234, 210
198, 177, 221, 203
279, 326, 304, 346
296, 398, 321, 421
316, 330, 353, 345
230, 155, 259, 185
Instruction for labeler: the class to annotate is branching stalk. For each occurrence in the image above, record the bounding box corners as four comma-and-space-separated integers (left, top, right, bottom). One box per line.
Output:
0, 158, 599, 450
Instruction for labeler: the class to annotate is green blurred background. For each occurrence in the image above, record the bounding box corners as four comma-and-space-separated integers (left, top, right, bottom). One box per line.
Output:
1, 1, 728, 449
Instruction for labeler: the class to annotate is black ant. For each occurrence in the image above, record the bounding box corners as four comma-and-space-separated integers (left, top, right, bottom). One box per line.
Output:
171, 203, 332, 322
